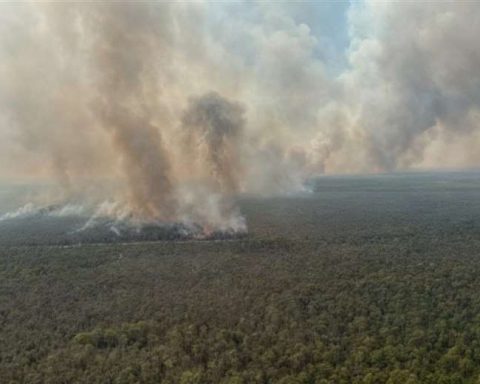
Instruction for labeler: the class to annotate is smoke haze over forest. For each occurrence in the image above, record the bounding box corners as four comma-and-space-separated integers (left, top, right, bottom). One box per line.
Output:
1, 2, 480, 230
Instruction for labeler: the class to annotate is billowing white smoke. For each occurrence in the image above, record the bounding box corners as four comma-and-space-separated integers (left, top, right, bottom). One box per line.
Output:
313, 1, 480, 172
1, 2, 480, 232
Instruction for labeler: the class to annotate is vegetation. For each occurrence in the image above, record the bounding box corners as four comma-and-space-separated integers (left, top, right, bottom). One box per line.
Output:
1, 173, 480, 383
2, 236, 480, 383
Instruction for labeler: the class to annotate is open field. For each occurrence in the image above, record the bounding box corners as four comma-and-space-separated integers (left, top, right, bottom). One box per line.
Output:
2, 172, 480, 383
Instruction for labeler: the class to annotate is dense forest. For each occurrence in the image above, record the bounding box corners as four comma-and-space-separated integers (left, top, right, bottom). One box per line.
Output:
2, 237, 480, 383
2, 173, 480, 383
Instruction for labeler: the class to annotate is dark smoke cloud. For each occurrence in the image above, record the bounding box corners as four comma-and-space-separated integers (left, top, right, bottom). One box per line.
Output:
182, 92, 245, 194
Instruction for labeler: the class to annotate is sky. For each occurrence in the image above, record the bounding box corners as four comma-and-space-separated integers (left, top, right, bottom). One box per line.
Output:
0, 1, 480, 227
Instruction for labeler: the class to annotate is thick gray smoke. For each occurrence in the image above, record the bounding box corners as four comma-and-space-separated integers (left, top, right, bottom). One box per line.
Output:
1, 2, 480, 231
182, 92, 245, 194
178, 92, 246, 233
89, 4, 176, 220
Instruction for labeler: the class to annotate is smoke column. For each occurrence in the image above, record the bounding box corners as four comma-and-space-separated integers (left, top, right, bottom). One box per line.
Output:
89, 4, 176, 220
182, 92, 245, 195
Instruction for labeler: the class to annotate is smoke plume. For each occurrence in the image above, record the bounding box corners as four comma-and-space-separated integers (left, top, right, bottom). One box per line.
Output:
182, 92, 245, 194
90, 4, 176, 220
1, 2, 480, 231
